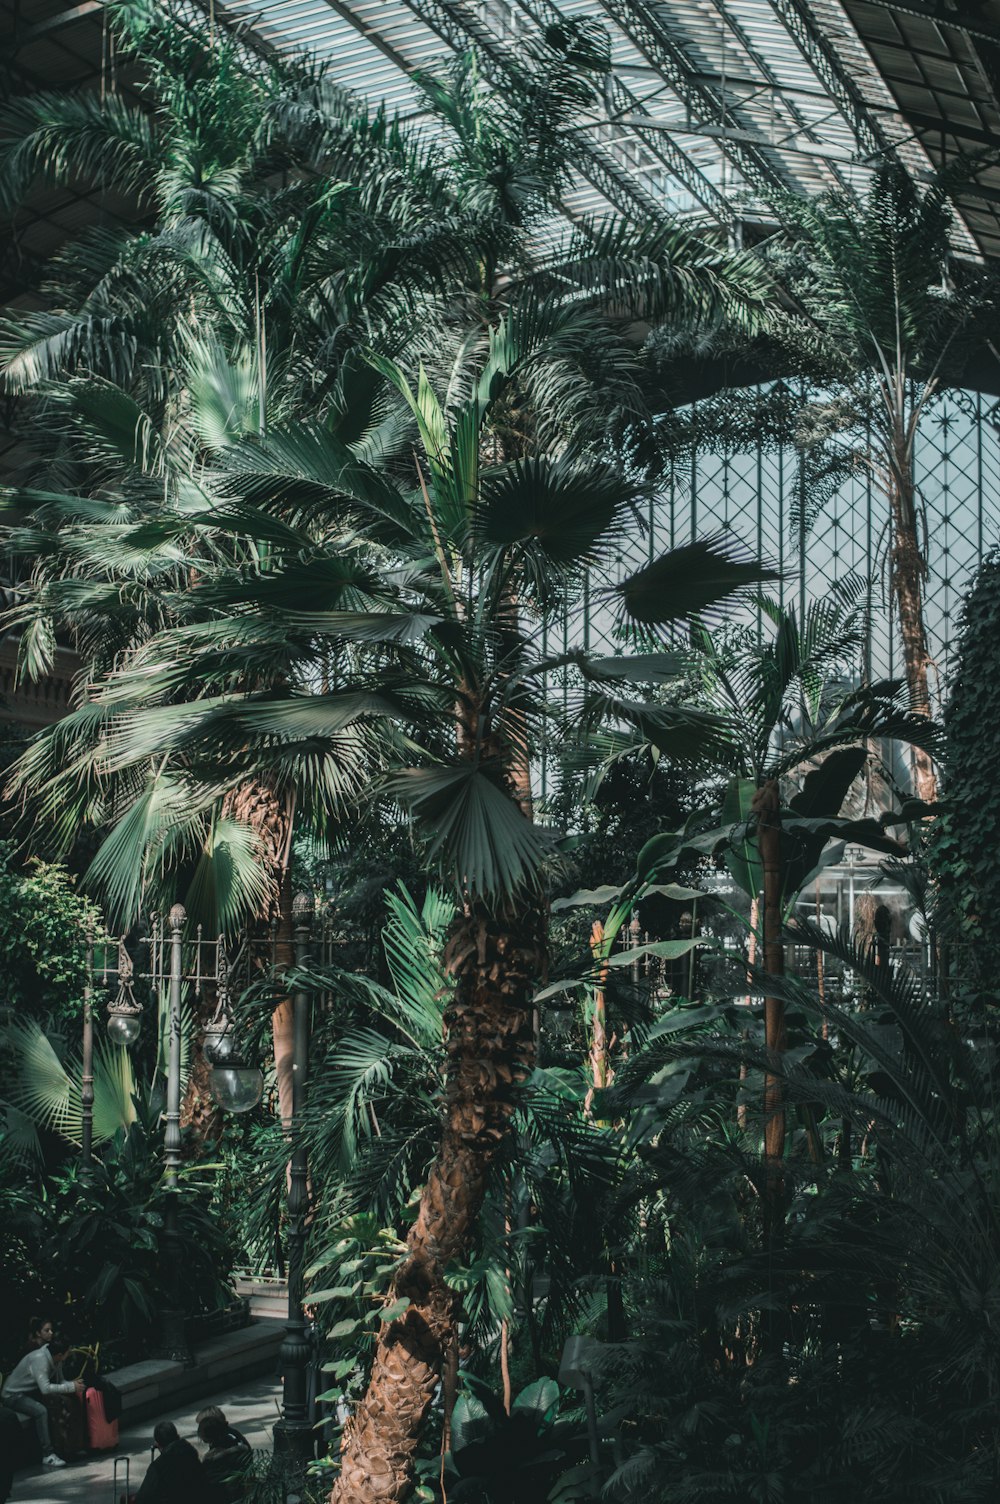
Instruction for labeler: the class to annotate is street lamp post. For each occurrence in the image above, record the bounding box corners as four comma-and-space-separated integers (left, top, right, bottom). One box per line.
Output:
80, 930, 95, 1186
156, 902, 193, 1366
272, 891, 315, 1471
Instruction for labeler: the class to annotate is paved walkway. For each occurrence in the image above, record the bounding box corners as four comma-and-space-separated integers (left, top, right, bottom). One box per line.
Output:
10, 1375, 282, 1503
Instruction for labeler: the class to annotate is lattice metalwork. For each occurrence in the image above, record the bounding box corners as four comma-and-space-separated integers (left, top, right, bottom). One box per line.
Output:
573, 386, 1000, 699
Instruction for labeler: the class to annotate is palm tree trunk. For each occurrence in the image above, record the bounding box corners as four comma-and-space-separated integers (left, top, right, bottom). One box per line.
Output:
180, 1030, 223, 1145
220, 779, 296, 1125
585, 919, 610, 1115
738, 897, 759, 1131
888, 461, 937, 804
753, 779, 786, 1247
330, 900, 543, 1504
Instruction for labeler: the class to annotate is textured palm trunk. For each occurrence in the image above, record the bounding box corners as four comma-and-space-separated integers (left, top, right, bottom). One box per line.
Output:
585, 919, 610, 1115
737, 897, 759, 1131
330, 901, 543, 1503
888, 434, 937, 804
180, 1034, 223, 1144
271, 867, 296, 1129
221, 780, 297, 1125
753, 779, 786, 1246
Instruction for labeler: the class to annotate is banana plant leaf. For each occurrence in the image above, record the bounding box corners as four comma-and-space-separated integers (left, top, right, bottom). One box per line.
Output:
636, 746, 906, 906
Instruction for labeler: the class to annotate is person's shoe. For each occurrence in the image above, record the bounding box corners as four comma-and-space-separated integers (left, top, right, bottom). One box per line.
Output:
43, 1454, 67, 1468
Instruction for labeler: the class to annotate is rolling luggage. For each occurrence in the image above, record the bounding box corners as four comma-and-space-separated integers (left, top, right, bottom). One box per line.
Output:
85, 1385, 119, 1450
112, 1454, 130, 1503
44, 1391, 85, 1460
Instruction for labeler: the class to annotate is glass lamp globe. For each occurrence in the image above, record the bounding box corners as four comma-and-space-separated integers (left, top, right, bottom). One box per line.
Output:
209, 1062, 264, 1114
106, 1011, 141, 1046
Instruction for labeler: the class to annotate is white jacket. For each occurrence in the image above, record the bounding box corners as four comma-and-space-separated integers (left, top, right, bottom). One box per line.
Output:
2, 1347, 76, 1400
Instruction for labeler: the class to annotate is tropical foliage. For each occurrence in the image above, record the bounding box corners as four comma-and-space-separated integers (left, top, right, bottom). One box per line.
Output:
931, 550, 1000, 992
0, 844, 101, 1023
1, 4, 998, 1503
647, 163, 1000, 804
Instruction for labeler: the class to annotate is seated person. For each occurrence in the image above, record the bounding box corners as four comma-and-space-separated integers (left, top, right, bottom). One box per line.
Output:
0, 1332, 82, 1468
195, 1406, 251, 1455
134, 1420, 206, 1504
198, 1411, 252, 1503
27, 1317, 54, 1352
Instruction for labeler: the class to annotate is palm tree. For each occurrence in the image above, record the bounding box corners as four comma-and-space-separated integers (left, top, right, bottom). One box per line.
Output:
5, 306, 772, 1496
623, 598, 932, 1246
574, 918, 1000, 1502
640, 163, 998, 809
768, 163, 996, 804
0, 0, 493, 1127
2, 9, 782, 1488
1, 6, 775, 1165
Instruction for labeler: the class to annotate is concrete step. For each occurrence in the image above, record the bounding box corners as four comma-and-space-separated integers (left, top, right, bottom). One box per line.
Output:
106, 1317, 285, 1425
234, 1275, 289, 1321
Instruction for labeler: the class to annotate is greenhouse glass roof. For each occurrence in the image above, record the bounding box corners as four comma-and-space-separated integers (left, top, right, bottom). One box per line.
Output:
6, 0, 1000, 284
207, 0, 994, 252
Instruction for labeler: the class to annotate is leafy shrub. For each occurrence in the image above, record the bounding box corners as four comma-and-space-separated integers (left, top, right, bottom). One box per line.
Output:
6, 1105, 236, 1366
0, 843, 102, 1025
931, 550, 1000, 992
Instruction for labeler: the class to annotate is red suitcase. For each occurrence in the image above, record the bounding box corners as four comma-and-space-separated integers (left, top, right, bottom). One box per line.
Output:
85, 1386, 119, 1450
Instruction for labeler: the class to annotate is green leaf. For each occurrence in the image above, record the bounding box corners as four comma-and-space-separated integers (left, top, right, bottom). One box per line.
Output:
379, 1296, 412, 1323
474, 455, 640, 566
329, 1319, 362, 1338
604, 938, 706, 967
581, 652, 692, 683
722, 776, 761, 900
617, 535, 778, 627
551, 884, 626, 911
535, 938, 706, 1000
789, 746, 867, 820
385, 764, 552, 896
69, 378, 163, 473
451, 1393, 491, 1453
512, 1377, 560, 1424
781, 814, 906, 860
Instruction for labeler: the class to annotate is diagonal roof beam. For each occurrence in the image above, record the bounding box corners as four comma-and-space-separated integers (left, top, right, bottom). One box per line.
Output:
311, 0, 443, 80
509, 0, 742, 219
780, 0, 982, 252
597, 0, 804, 201
767, 0, 891, 161
16, 2, 103, 41
700, 0, 857, 192
874, 0, 1000, 50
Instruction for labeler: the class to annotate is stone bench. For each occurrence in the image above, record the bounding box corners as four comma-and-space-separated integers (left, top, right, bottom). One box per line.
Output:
105, 1317, 286, 1425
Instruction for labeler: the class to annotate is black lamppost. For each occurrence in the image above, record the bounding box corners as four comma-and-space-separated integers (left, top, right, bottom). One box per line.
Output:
80, 929, 95, 1186
106, 940, 143, 1046
89, 918, 190, 1362
157, 903, 194, 1365
272, 891, 315, 1471
83, 937, 144, 1181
